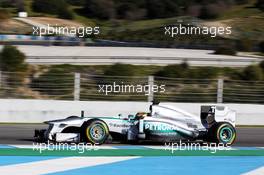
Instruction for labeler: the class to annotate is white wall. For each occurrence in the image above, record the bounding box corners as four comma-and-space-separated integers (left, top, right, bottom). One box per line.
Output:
0, 99, 263, 125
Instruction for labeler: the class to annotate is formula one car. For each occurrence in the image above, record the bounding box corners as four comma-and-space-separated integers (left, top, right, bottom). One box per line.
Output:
35, 102, 236, 145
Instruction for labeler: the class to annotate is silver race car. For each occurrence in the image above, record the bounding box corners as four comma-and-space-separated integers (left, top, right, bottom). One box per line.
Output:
35, 102, 236, 145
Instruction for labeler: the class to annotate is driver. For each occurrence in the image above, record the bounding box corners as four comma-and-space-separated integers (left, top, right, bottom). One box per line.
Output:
135, 112, 148, 119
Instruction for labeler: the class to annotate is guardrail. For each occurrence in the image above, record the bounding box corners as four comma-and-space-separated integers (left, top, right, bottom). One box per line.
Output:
0, 99, 263, 125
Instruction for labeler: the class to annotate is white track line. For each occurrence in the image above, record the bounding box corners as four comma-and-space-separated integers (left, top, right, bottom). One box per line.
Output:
143, 146, 165, 150
9, 145, 118, 149
242, 166, 264, 175
145, 145, 238, 151
9, 145, 35, 149
0, 156, 139, 175
7, 144, 240, 150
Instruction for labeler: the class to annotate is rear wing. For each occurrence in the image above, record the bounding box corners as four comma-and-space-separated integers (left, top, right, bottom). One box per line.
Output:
201, 105, 236, 128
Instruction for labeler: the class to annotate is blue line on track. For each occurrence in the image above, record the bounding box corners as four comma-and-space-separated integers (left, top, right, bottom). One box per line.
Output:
111, 145, 149, 149
233, 147, 263, 150
0, 145, 16, 149
46, 156, 264, 175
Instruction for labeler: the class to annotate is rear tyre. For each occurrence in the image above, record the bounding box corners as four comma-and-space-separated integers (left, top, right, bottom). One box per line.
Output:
207, 122, 236, 145
82, 120, 109, 145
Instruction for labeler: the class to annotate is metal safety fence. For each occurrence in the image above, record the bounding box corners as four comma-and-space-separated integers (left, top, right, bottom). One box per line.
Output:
0, 71, 263, 104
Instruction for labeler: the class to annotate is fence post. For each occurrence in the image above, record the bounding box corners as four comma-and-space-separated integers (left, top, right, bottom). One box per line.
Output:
0, 71, 2, 88
148, 76, 154, 102
217, 78, 224, 103
74, 73, 80, 101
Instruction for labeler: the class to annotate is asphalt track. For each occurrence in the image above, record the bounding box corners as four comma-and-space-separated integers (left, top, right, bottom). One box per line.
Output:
0, 124, 263, 146
0, 45, 261, 67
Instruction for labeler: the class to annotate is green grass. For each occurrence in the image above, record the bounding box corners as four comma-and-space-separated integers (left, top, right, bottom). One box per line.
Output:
113, 16, 194, 32
23, 1, 98, 27
4, 0, 264, 45
69, 6, 96, 26
20, 0, 264, 41
1, 7, 17, 17
218, 0, 263, 20
0, 148, 264, 156
23, 0, 56, 18
214, 0, 264, 40
257, 53, 264, 57
24, 0, 37, 16
42, 64, 163, 77
237, 125, 264, 128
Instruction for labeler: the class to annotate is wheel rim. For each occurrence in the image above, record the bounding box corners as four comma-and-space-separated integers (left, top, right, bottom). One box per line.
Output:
219, 126, 233, 142
89, 124, 105, 141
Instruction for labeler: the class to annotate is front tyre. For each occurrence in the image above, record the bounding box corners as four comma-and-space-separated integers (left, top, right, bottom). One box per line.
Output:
83, 120, 109, 144
208, 122, 236, 145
